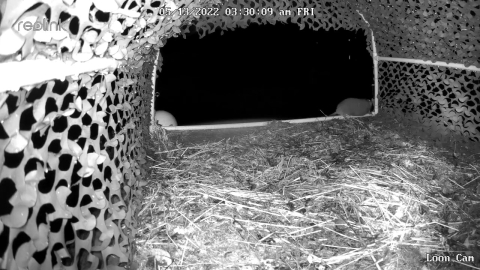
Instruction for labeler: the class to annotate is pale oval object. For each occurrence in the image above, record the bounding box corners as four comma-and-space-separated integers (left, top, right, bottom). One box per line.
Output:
331, 98, 372, 116
155, 110, 177, 126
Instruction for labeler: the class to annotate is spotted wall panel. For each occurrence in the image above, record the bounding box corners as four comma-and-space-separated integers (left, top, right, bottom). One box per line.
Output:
357, 0, 479, 68
379, 61, 480, 142
0, 73, 136, 269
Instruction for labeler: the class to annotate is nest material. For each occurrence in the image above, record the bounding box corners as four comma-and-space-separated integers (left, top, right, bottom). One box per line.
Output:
137, 113, 480, 270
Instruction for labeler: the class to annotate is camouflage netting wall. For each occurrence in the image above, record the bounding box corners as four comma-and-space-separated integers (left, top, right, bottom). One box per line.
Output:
0, 0, 478, 269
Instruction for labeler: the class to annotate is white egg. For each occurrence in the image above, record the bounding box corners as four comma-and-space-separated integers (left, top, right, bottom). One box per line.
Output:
154, 110, 177, 126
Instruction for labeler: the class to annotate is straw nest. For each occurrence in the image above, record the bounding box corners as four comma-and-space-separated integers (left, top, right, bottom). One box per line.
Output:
135, 114, 480, 270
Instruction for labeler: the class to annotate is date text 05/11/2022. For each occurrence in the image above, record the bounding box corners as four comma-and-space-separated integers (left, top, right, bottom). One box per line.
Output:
157, 6, 316, 17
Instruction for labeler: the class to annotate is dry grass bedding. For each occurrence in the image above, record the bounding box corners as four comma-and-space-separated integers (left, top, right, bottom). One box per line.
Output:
134, 113, 480, 270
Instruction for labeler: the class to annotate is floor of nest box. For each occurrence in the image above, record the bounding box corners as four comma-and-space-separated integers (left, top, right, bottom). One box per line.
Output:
168, 126, 269, 146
